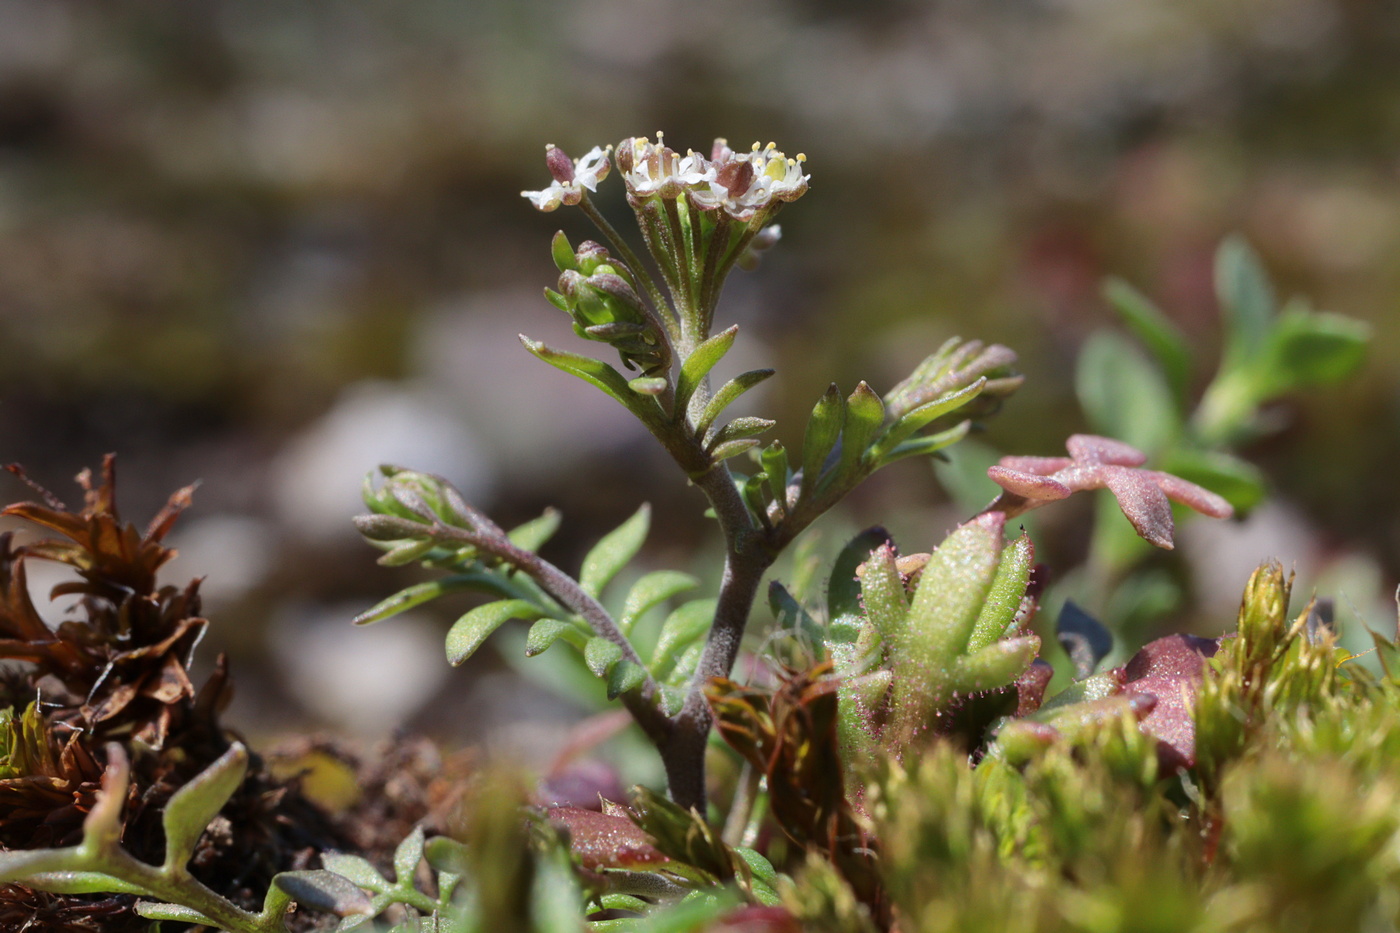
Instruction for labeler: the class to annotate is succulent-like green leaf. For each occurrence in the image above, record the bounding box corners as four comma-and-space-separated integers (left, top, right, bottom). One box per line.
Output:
161, 743, 249, 872
354, 575, 508, 626
629, 376, 669, 396
551, 230, 577, 272
424, 835, 471, 875
651, 599, 717, 677
1103, 277, 1192, 401
955, 636, 1040, 693
696, 368, 776, 436
525, 618, 586, 657
760, 441, 791, 512
585, 636, 624, 677
837, 381, 885, 477
508, 508, 563, 553
619, 570, 700, 634
879, 420, 972, 465
607, 658, 649, 698
709, 438, 763, 462
707, 416, 777, 452
275, 870, 376, 917
134, 903, 221, 925
676, 324, 740, 413
375, 538, 437, 567
580, 504, 651, 598
447, 599, 545, 666
855, 543, 909, 644
800, 384, 846, 494
392, 825, 426, 886
320, 852, 389, 892
966, 533, 1033, 652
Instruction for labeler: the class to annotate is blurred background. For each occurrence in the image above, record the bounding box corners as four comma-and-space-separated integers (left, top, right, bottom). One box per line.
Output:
0, 1, 1396, 757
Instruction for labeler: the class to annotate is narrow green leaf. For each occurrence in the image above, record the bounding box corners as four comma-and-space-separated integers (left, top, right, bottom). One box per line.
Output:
854, 542, 908, 643
651, 599, 717, 676
879, 420, 972, 465
15, 871, 149, 896
135, 903, 221, 925
706, 416, 776, 452
447, 599, 544, 666
1103, 277, 1193, 400
828, 527, 893, 625
709, 438, 763, 462
507, 507, 562, 553
584, 636, 624, 677
1075, 330, 1180, 455
274, 870, 376, 917
524, 618, 586, 657
520, 335, 649, 418
953, 635, 1040, 694
1216, 235, 1275, 366
741, 473, 770, 524
606, 659, 648, 698
696, 369, 776, 436
676, 325, 740, 413
619, 570, 700, 634
760, 441, 790, 512
376, 538, 436, 567
869, 378, 985, 461
579, 504, 651, 598
967, 533, 1033, 651
544, 288, 569, 313
665, 642, 705, 684
800, 384, 845, 494
354, 576, 494, 626
837, 381, 885, 478
161, 743, 249, 872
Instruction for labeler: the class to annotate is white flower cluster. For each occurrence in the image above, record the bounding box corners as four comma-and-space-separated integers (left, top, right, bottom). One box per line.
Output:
521, 144, 612, 212
617, 133, 809, 221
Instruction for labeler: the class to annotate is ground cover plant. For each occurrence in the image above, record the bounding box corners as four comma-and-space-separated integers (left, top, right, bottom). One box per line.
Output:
0, 133, 1385, 932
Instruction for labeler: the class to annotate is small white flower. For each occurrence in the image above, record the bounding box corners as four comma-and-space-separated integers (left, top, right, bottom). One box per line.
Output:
521, 144, 612, 212
617, 133, 715, 201
690, 140, 809, 221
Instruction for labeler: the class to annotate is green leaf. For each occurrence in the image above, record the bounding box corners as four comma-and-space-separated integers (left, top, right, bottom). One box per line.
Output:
800, 384, 845, 494
275, 870, 376, 917
696, 369, 776, 436
320, 853, 389, 892
629, 376, 669, 396
1216, 235, 1276, 366
447, 599, 544, 666
507, 507, 562, 553
619, 570, 700, 634
424, 836, 471, 875
1258, 303, 1370, 394
651, 599, 717, 676
525, 618, 586, 657
953, 635, 1040, 693
551, 230, 576, 272
520, 335, 652, 420
392, 826, 425, 887
544, 288, 570, 313
607, 659, 648, 698
880, 420, 972, 464
854, 542, 908, 643
677, 325, 740, 414
14, 871, 150, 896
760, 441, 790, 511
134, 903, 220, 925
1076, 330, 1181, 455
836, 381, 885, 478
706, 416, 777, 451
161, 743, 249, 872
1103, 277, 1193, 400
584, 636, 624, 677
354, 576, 501, 626
580, 504, 651, 598
709, 438, 763, 462
967, 533, 1033, 651
869, 378, 985, 462
828, 527, 892, 625
376, 538, 437, 567
742, 472, 770, 523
